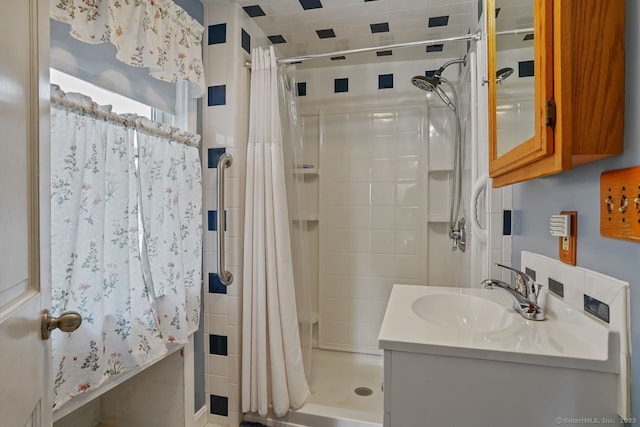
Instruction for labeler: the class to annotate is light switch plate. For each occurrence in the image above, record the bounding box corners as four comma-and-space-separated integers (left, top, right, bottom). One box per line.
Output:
600, 166, 640, 242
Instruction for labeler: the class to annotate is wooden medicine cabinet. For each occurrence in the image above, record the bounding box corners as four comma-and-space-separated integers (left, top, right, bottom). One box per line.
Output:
487, 0, 625, 187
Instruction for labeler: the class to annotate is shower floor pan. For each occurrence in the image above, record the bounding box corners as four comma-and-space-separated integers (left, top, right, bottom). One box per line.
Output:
246, 349, 383, 427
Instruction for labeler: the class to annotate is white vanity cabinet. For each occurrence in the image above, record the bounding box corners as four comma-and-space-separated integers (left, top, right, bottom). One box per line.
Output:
383, 349, 618, 427
379, 267, 630, 427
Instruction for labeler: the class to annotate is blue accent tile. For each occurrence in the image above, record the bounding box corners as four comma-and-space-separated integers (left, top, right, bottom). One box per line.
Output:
242, 28, 251, 53
268, 34, 287, 44
209, 334, 228, 355
208, 210, 227, 231
495, 8, 501, 18
209, 273, 227, 294
523, 33, 534, 41
428, 16, 449, 27
378, 73, 393, 89
210, 395, 229, 416
207, 147, 226, 169
370, 22, 389, 33
242, 5, 265, 17
208, 85, 226, 106
426, 69, 437, 78
208, 211, 217, 231
334, 78, 348, 93
518, 60, 534, 77
330, 56, 346, 61
316, 28, 335, 39
299, 0, 323, 10
297, 82, 307, 97
477, 0, 483, 21
208, 23, 226, 45
503, 210, 512, 235
377, 50, 392, 57
426, 44, 444, 53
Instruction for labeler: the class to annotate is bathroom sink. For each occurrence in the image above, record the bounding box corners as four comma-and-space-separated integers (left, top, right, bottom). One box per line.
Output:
411, 293, 514, 333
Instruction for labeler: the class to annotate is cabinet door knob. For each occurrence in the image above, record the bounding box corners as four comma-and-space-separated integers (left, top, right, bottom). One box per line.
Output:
41, 309, 82, 340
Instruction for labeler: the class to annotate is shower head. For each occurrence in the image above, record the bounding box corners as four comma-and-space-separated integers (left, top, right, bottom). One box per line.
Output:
411, 74, 457, 112
411, 75, 441, 92
411, 55, 466, 111
496, 67, 514, 84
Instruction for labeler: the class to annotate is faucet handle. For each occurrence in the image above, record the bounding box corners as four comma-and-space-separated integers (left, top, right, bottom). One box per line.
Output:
495, 263, 536, 297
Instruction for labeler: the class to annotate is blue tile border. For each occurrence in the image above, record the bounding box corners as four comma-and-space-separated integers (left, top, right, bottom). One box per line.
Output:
207, 210, 227, 232
503, 210, 512, 235
208, 23, 226, 45
210, 394, 229, 416
297, 82, 307, 96
243, 5, 265, 17
428, 16, 449, 27
334, 78, 348, 93
208, 211, 217, 231
208, 148, 226, 168
378, 73, 393, 89
268, 34, 287, 44
209, 334, 228, 356
242, 28, 251, 54
209, 273, 228, 294
316, 28, 336, 39
208, 85, 226, 106
299, 0, 323, 10
518, 60, 534, 77
370, 22, 389, 33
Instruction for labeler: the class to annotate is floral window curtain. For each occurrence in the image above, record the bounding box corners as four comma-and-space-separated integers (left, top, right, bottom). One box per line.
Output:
50, 0, 205, 97
50, 85, 202, 409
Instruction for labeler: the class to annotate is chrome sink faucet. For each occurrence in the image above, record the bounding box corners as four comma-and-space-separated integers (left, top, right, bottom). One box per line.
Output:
482, 263, 546, 321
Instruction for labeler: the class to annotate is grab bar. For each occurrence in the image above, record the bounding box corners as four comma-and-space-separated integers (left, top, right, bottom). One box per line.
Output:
217, 153, 233, 286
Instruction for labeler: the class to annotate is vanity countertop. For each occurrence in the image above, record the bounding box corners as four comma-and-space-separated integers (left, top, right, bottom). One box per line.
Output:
378, 284, 619, 373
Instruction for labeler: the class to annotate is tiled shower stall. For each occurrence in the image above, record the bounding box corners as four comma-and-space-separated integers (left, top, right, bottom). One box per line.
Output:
200, 0, 515, 424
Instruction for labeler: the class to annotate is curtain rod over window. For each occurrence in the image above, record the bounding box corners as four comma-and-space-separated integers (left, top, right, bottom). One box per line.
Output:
244, 30, 482, 68
50, 85, 201, 148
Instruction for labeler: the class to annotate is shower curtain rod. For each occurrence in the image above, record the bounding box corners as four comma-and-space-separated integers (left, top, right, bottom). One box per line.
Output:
496, 27, 534, 36
244, 30, 482, 68
51, 88, 201, 148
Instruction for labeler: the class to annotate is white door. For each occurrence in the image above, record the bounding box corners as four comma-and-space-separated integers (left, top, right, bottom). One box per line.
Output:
0, 0, 52, 426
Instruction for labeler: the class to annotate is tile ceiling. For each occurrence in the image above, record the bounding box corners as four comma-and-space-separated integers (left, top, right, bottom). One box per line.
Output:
234, 0, 479, 68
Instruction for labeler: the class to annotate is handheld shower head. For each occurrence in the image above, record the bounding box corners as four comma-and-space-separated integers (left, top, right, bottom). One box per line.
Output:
410, 55, 466, 111
496, 67, 514, 84
410, 75, 441, 92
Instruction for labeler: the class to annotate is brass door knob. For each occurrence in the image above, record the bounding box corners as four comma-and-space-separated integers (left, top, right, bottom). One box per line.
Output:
41, 309, 82, 340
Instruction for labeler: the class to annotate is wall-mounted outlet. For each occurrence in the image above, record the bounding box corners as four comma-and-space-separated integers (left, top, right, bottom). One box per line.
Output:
600, 166, 640, 242
557, 211, 577, 265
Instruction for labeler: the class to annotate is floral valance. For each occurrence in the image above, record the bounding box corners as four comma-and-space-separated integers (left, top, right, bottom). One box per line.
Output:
51, 0, 206, 98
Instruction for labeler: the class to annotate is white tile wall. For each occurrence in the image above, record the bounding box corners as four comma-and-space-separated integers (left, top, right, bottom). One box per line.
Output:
319, 107, 431, 354
202, 0, 270, 424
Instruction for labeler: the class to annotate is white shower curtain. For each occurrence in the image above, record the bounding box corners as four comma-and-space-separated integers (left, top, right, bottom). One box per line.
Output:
242, 46, 310, 417
50, 85, 202, 409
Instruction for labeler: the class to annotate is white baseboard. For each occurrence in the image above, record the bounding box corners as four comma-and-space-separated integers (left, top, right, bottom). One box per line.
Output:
194, 406, 208, 427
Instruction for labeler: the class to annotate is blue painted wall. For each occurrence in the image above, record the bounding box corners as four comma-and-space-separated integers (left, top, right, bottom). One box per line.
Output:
511, 0, 640, 417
